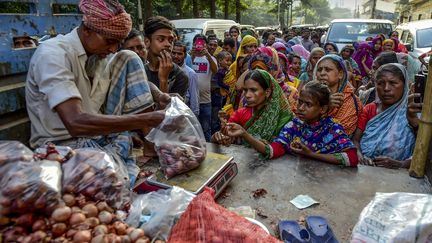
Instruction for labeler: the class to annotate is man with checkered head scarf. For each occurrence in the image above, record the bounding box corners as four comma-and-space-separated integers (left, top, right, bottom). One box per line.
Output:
26, 0, 171, 186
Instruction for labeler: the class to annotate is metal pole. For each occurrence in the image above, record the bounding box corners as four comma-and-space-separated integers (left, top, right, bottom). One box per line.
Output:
137, 0, 144, 31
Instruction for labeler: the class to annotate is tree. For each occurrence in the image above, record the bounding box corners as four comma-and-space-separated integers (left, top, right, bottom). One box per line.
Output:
193, 0, 199, 17
210, 0, 216, 18
293, 0, 331, 25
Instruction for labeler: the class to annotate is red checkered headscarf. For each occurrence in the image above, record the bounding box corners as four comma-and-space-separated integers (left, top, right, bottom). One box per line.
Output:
79, 0, 132, 39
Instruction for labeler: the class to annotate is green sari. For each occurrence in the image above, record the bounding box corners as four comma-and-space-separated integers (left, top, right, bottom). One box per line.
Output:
244, 70, 293, 142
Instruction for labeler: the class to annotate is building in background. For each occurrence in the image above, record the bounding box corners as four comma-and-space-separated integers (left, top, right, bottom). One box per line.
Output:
361, 0, 396, 20
396, 0, 432, 24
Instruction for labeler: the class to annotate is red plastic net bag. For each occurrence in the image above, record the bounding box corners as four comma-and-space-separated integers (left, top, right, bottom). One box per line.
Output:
168, 187, 281, 243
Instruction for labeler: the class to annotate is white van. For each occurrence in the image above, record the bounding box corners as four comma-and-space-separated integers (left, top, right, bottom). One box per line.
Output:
171, 18, 239, 50
395, 19, 432, 64
322, 19, 394, 51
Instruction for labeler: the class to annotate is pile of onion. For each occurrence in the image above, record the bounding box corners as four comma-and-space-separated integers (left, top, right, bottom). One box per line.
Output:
0, 193, 165, 243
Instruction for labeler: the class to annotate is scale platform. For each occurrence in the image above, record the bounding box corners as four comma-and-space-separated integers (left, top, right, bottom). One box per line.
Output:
134, 152, 238, 198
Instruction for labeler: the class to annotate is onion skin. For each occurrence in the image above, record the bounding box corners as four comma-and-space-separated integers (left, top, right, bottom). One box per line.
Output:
91, 234, 106, 243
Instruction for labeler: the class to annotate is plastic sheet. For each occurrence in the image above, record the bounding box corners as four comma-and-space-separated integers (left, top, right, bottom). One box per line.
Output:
351, 192, 432, 243
126, 186, 195, 240
0, 141, 33, 165
146, 97, 206, 179
0, 157, 62, 216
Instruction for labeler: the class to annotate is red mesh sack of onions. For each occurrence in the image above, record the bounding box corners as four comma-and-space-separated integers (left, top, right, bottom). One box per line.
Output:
146, 97, 206, 179
168, 187, 281, 243
62, 148, 131, 210
0, 154, 62, 216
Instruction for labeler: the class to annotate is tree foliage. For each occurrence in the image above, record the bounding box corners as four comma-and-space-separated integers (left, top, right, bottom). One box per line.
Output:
293, 0, 331, 25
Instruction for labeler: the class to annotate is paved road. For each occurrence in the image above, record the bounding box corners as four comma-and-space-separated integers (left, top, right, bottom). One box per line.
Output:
208, 144, 431, 242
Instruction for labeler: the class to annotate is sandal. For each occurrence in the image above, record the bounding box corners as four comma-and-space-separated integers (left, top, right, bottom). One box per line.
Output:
305, 216, 338, 243
278, 220, 311, 243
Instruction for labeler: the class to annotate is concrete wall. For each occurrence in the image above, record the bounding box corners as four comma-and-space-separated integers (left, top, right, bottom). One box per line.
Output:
410, 0, 432, 21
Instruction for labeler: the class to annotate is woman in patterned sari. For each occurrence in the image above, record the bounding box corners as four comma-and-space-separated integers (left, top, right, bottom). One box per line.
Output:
212, 70, 293, 146
314, 54, 362, 136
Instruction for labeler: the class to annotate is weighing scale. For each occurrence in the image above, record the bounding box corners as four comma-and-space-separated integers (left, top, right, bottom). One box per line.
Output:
134, 152, 238, 198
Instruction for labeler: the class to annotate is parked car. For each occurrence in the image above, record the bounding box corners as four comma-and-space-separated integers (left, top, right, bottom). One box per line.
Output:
321, 19, 394, 51
395, 19, 432, 65
171, 18, 239, 50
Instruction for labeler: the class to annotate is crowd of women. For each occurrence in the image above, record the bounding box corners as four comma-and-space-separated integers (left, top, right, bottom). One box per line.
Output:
207, 27, 424, 170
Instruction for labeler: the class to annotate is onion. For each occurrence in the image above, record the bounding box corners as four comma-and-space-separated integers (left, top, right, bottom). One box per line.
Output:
70, 212, 86, 226
85, 217, 100, 228
51, 206, 72, 222
52, 223, 67, 237
113, 221, 127, 235
72, 206, 82, 214
73, 230, 91, 243
0, 197, 12, 207
63, 194, 76, 207
82, 203, 98, 217
15, 213, 36, 227
96, 202, 113, 213
93, 225, 108, 236
30, 231, 47, 241
129, 229, 145, 242
63, 184, 75, 194
135, 238, 150, 243
32, 219, 48, 231
98, 211, 113, 224
105, 233, 121, 243
119, 235, 131, 243
91, 234, 106, 243
66, 229, 78, 238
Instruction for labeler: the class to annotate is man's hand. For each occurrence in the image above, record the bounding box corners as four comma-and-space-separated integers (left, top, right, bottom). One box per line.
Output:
329, 93, 344, 108
290, 142, 312, 156
157, 50, 173, 92
373, 156, 408, 169
156, 92, 171, 110
139, 110, 165, 128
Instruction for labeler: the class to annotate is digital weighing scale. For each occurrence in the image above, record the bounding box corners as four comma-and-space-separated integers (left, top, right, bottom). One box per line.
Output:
134, 152, 238, 198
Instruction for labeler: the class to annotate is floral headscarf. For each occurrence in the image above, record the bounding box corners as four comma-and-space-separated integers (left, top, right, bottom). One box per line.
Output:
244, 70, 293, 141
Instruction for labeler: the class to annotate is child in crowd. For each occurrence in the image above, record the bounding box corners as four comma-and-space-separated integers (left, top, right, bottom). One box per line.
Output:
211, 51, 233, 134
225, 81, 358, 167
